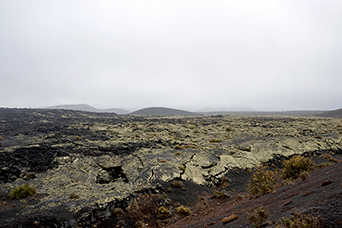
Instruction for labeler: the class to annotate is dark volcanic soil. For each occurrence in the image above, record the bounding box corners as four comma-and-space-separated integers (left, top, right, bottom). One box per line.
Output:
92, 158, 342, 228
167, 160, 342, 228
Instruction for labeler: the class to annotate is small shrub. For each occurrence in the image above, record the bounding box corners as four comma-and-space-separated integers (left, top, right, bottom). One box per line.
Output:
282, 179, 293, 186
159, 194, 168, 200
319, 154, 337, 163
184, 144, 198, 149
74, 136, 81, 140
275, 212, 321, 228
167, 187, 173, 192
0, 136, 4, 140
209, 139, 221, 143
174, 151, 181, 156
134, 220, 144, 227
112, 207, 124, 216
247, 166, 276, 195
299, 171, 309, 181
172, 180, 183, 188
69, 192, 80, 199
156, 220, 163, 228
248, 206, 269, 228
157, 206, 171, 218
10, 184, 36, 200
174, 145, 184, 150
176, 205, 191, 215
236, 194, 243, 201
317, 163, 330, 169
220, 176, 230, 187
226, 127, 233, 132
282, 155, 315, 180
198, 196, 205, 201
212, 190, 230, 199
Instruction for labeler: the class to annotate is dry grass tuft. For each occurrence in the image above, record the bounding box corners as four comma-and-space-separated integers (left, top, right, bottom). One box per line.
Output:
248, 206, 269, 228
275, 212, 321, 228
248, 166, 276, 195
282, 155, 315, 180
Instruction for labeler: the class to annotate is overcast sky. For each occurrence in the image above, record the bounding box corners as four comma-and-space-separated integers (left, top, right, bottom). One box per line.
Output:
1, 1, 341, 112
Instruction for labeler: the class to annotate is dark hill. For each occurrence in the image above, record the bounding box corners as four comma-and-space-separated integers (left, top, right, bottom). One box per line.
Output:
130, 107, 198, 116
317, 108, 342, 118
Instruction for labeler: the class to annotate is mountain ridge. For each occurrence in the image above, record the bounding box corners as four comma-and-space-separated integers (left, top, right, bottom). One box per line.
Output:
46, 104, 128, 114
317, 108, 342, 118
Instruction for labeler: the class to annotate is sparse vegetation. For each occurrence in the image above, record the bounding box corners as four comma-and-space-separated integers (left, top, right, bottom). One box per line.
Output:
184, 144, 198, 149
282, 179, 294, 186
3, 109, 342, 227
247, 166, 276, 195
69, 192, 80, 199
319, 153, 337, 163
212, 190, 230, 199
275, 212, 321, 228
174, 145, 184, 150
226, 127, 233, 132
220, 176, 230, 187
176, 205, 191, 215
10, 184, 36, 200
248, 206, 269, 228
156, 220, 163, 228
157, 206, 171, 218
112, 207, 124, 216
282, 155, 315, 180
299, 171, 309, 181
209, 139, 221, 143
134, 220, 144, 227
172, 180, 183, 188
158, 194, 168, 200
236, 193, 243, 201
317, 163, 331, 169
198, 196, 205, 201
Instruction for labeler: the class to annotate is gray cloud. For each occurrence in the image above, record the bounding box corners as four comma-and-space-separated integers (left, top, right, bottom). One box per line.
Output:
1, 0, 341, 111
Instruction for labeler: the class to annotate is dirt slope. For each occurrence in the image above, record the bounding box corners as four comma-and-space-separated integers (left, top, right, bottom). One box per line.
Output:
168, 160, 342, 228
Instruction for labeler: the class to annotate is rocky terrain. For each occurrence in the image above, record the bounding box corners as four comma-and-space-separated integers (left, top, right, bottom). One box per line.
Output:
0, 108, 341, 227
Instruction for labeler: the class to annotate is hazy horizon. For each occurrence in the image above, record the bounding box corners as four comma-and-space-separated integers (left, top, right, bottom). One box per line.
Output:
0, 103, 333, 113
1, 1, 341, 112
